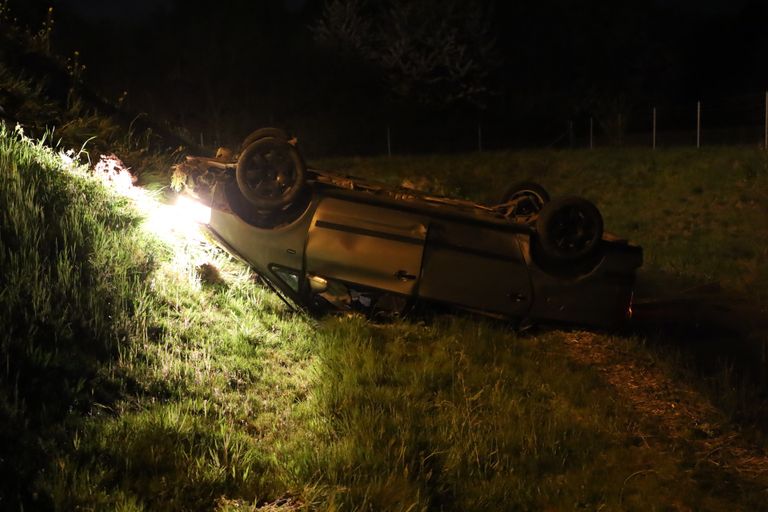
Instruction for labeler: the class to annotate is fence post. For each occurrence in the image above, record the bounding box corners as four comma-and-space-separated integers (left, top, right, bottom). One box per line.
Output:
696, 101, 701, 149
386, 125, 392, 157
589, 117, 594, 149
652, 107, 656, 150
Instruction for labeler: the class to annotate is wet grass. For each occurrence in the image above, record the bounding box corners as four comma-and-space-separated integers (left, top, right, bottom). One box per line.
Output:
2, 128, 768, 510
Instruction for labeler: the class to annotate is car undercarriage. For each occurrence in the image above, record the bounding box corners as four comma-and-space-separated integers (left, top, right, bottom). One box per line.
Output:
172, 128, 642, 328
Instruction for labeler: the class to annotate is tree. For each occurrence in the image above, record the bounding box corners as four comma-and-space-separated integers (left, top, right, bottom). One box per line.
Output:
314, 0, 499, 109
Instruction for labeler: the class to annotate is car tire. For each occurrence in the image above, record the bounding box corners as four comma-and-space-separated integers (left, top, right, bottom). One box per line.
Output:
499, 181, 550, 215
236, 136, 306, 211
535, 196, 603, 263
240, 127, 291, 153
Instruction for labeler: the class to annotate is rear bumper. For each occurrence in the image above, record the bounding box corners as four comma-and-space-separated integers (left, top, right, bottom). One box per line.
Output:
525, 240, 642, 328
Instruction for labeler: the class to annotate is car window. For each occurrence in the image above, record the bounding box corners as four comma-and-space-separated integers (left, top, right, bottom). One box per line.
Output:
270, 265, 300, 292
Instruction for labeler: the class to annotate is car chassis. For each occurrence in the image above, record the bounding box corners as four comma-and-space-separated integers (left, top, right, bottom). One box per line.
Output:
173, 128, 642, 328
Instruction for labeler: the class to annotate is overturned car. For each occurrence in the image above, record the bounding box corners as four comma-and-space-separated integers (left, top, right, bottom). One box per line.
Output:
174, 128, 642, 328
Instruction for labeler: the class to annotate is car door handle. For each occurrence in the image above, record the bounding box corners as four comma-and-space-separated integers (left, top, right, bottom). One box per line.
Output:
395, 270, 417, 281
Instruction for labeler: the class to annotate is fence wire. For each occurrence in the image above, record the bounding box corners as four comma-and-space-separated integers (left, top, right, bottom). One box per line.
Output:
296, 92, 768, 157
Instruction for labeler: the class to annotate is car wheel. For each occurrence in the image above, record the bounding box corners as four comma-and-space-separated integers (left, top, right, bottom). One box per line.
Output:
236, 137, 306, 210
240, 127, 291, 153
535, 196, 603, 262
499, 181, 550, 215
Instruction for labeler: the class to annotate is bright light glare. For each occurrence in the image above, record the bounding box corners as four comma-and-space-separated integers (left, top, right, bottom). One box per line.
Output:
88, 154, 212, 244
85, 154, 223, 288
141, 197, 211, 240
175, 195, 211, 225
7, 134, 240, 290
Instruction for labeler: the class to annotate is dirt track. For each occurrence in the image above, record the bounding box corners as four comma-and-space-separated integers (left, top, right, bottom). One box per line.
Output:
564, 329, 768, 499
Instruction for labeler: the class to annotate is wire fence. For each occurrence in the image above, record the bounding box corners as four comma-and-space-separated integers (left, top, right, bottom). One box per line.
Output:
297, 91, 768, 157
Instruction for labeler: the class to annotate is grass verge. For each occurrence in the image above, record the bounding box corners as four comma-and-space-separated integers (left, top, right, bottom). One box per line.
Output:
2, 130, 768, 510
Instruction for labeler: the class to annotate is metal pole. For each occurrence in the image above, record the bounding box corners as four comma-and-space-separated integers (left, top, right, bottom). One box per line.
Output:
696, 101, 701, 149
478, 123, 483, 152
589, 117, 594, 149
387, 125, 392, 157
764, 91, 767, 150
652, 107, 656, 150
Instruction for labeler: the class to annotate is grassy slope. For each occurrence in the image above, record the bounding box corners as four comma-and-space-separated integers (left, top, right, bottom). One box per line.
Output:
0, 125, 155, 505
2, 130, 767, 510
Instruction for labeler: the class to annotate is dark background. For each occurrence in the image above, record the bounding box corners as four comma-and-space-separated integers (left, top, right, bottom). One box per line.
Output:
8, 0, 768, 155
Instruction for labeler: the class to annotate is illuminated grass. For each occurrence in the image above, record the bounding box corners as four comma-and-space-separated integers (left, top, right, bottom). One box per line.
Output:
0, 124, 154, 504
2, 127, 767, 510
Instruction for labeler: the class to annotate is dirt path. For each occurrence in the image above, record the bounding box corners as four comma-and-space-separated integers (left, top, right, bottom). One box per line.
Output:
563, 331, 768, 489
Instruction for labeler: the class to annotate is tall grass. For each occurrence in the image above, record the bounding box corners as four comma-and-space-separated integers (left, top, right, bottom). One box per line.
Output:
283, 318, 757, 511
2, 128, 767, 510
0, 123, 316, 509
0, 123, 154, 505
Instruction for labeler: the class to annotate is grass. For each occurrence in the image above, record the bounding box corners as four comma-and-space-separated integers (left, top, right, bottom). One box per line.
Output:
0, 123, 155, 505
288, 319, 712, 510
2, 125, 768, 510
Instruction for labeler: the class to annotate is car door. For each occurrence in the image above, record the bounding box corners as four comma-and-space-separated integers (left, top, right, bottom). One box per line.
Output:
418, 220, 533, 316
305, 197, 428, 295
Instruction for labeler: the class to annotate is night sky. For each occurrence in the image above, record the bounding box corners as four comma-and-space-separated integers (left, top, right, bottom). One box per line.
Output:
11, 0, 768, 153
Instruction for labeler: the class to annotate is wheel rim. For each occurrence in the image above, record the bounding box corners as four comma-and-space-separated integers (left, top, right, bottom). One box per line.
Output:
239, 140, 302, 204
548, 205, 599, 255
